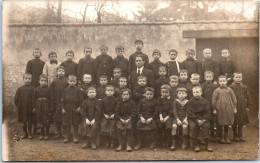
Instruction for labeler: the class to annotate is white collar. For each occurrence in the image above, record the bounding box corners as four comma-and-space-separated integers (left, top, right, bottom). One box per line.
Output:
137, 66, 144, 73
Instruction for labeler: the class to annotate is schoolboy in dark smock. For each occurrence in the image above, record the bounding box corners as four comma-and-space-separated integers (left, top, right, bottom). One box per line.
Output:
60, 50, 78, 78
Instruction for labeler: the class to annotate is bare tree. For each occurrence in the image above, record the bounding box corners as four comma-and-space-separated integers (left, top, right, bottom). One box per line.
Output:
80, 3, 89, 23
95, 1, 106, 23
57, 0, 62, 23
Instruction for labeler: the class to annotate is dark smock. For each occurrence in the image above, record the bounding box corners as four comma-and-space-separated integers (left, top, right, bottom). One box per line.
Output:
157, 97, 173, 129
77, 56, 95, 82
95, 54, 113, 81
201, 58, 219, 81
155, 77, 169, 98
112, 56, 129, 77
60, 60, 78, 78
181, 58, 202, 78
148, 59, 164, 80
25, 58, 45, 87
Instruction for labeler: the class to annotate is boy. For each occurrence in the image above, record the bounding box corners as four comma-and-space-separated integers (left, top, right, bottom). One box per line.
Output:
96, 75, 108, 100
157, 84, 173, 149
79, 74, 95, 100
112, 45, 129, 77
77, 47, 95, 84
181, 49, 202, 79
165, 49, 181, 78
61, 50, 78, 78
42, 51, 61, 86
135, 87, 158, 149
34, 74, 52, 140
201, 48, 219, 83
172, 87, 189, 150
155, 66, 169, 98
14, 73, 35, 139
201, 71, 218, 139
178, 69, 189, 89
95, 45, 113, 82
219, 49, 237, 85
25, 48, 45, 87
148, 49, 164, 80
49, 66, 68, 139
187, 73, 201, 99
129, 40, 149, 74
129, 55, 154, 90
81, 87, 100, 149
132, 75, 147, 105
100, 85, 118, 148
187, 86, 213, 152
110, 68, 122, 88
114, 77, 128, 99
169, 75, 179, 100
115, 89, 136, 152
61, 75, 83, 143
230, 72, 251, 142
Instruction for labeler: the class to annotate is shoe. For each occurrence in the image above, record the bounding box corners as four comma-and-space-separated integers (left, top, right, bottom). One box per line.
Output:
116, 144, 122, 151
28, 134, 33, 139
39, 135, 43, 140
170, 144, 175, 151
150, 142, 156, 149
91, 142, 97, 150
182, 137, 188, 149
63, 136, 69, 143
21, 134, 28, 139
105, 141, 110, 148
73, 137, 79, 143
194, 146, 200, 152
126, 144, 132, 152
224, 136, 231, 144
53, 134, 61, 139
82, 143, 88, 149
219, 137, 225, 144
44, 135, 49, 140
134, 143, 141, 150
233, 135, 240, 142
239, 136, 246, 142
206, 146, 213, 152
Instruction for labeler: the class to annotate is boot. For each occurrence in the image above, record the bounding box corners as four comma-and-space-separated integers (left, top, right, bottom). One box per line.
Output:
73, 136, 79, 143
105, 136, 110, 148
205, 138, 213, 152
110, 137, 115, 148
126, 144, 132, 152
182, 135, 188, 149
194, 139, 200, 152
116, 143, 123, 152
170, 136, 176, 151
54, 125, 62, 139
91, 141, 97, 150
44, 126, 50, 140
82, 138, 90, 149
150, 139, 156, 149
238, 126, 246, 142
232, 126, 240, 142
28, 126, 33, 139
63, 128, 70, 143
224, 126, 230, 144
219, 127, 225, 144
134, 136, 141, 150
39, 127, 44, 140
21, 125, 28, 139
73, 126, 79, 143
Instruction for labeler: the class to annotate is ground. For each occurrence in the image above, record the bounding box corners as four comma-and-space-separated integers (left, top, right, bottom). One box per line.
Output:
3, 119, 259, 161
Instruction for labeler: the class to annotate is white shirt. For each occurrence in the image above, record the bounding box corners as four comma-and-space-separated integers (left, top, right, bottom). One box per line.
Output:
137, 66, 144, 74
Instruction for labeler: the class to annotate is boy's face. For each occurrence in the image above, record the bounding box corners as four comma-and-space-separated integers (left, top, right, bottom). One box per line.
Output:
57, 68, 65, 77
193, 88, 202, 98
119, 79, 127, 88
122, 91, 130, 101
84, 49, 92, 57
153, 52, 160, 60
177, 91, 187, 100
68, 78, 77, 86
138, 78, 147, 87
203, 50, 212, 59
100, 47, 108, 55
100, 78, 108, 86
105, 87, 114, 96
83, 74, 92, 84
190, 76, 200, 85
145, 90, 154, 100
169, 52, 177, 60
66, 53, 74, 61
205, 73, 214, 82
135, 57, 144, 68
219, 77, 227, 86
116, 49, 124, 56
221, 50, 230, 58
179, 72, 188, 81
113, 70, 121, 79
233, 74, 242, 84
135, 43, 143, 51
33, 50, 41, 58
186, 51, 195, 58
169, 79, 178, 87
159, 68, 167, 77
39, 77, 47, 86
24, 75, 32, 85
161, 89, 170, 98
88, 90, 97, 99
49, 54, 57, 61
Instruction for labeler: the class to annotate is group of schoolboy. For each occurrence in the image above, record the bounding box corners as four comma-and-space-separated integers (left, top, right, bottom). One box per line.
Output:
15, 39, 251, 153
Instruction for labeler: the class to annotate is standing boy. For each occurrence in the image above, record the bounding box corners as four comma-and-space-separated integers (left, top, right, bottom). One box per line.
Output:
148, 49, 164, 80
165, 49, 181, 78
155, 66, 169, 98
61, 50, 78, 78
112, 45, 129, 77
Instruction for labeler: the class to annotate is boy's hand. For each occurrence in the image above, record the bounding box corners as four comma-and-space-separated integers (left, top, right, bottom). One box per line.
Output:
110, 114, 115, 119
33, 108, 36, 113
120, 119, 125, 124
234, 108, 237, 114
213, 109, 217, 115
183, 118, 188, 125
146, 118, 153, 124
164, 116, 169, 122
90, 119, 95, 126
76, 107, 80, 113
104, 114, 109, 119
177, 118, 182, 125
86, 119, 91, 125
227, 77, 231, 81
246, 108, 250, 112
140, 117, 146, 123
125, 119, 130, 124
197, 120, 203, 126
62, 109, 66, 114
159, 114, 164, 122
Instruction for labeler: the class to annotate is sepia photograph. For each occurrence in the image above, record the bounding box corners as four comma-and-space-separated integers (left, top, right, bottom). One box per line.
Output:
2, 0, 259, 161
